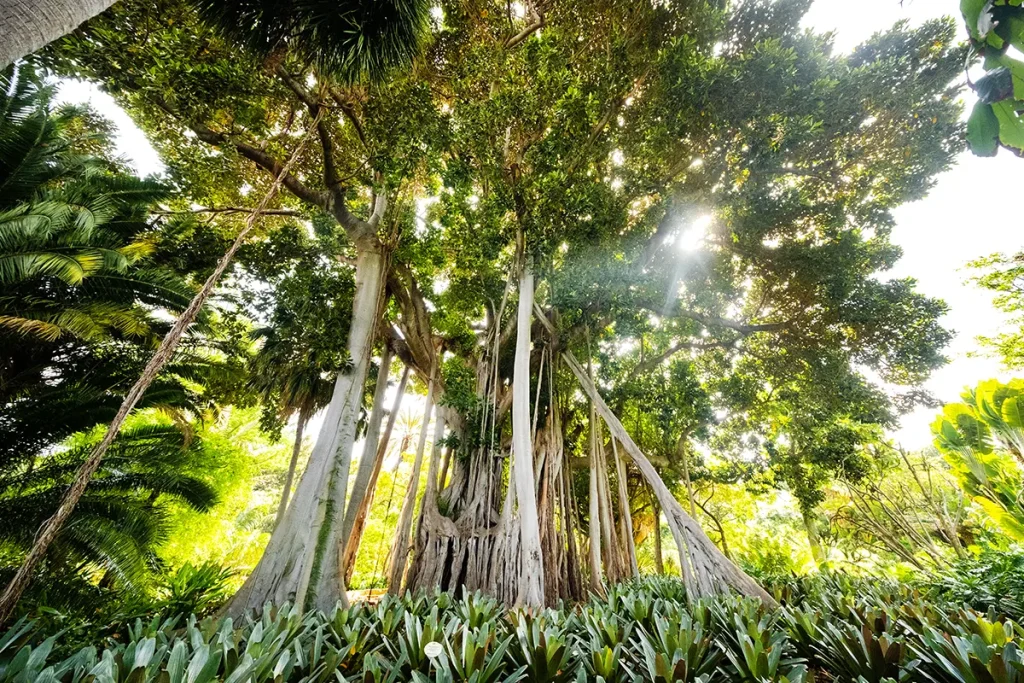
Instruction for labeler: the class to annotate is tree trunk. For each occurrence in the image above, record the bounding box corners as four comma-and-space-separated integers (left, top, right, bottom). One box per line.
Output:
588, 404, 604, 594
595, 427, 622, 583
386, 376, 436, 594
802, 508, 825, 566
227, 238, 388, 616
612, 436, 639, 577
0, 116, 322, 626
653, 502, 665, 575
0, 0, 116, 68
564, 351, 775, 606
337, 345, 393, 554
679, 437, 697, 517
511, 256, 544, 607
341, 363, 410, 584
274, 407, 309, 529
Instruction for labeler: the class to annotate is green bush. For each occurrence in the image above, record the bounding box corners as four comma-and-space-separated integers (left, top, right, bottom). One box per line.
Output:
926, 550, 1024, 619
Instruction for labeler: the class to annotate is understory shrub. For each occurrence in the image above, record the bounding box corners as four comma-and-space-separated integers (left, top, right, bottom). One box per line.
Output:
2, 576, 1023, 682
925, 550, 1024, 620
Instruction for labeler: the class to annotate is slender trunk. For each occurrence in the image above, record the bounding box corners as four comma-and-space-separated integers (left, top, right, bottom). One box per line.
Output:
227, 237, 388, 617
386, 376, 436, 594
0, 115, 321, 626
0, 0, 116, 68
588, 403, 604, 593
679, 437, 697, 517
511, 256, 544, 607
612, 436, 639, 577
337, 345, 393, 552
595, 428, 621, 582
342, 363, 410, 584
437, 443, 452, 492
802, 508, 825, 566
564, 351, 775, 606
275, 407, 308, 529
653, 502, 664, 575
696, 498, 732, 560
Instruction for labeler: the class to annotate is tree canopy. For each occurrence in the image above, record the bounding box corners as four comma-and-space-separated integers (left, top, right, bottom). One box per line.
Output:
3, 0, 1016, 633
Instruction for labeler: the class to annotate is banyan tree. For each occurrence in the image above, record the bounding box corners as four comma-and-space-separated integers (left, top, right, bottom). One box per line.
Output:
31, 0, 962, 616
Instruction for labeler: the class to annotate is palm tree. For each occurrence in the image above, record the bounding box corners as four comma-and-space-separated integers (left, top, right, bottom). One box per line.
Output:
194, 0, 431, 81
0, 0, 118, 70
0, 63, 247, 619
0, 0, 433, 621
3, 0, 432, 76
0, 422, 217, 602
0, 62, 224, 473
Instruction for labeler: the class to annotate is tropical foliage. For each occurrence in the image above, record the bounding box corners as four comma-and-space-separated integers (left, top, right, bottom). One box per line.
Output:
4, 576, 1024, 683
0, 0, 1023, 676
961, 0, 1024, 155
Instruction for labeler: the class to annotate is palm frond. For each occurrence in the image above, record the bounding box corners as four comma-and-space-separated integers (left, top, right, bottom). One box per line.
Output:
196, 0, 432, 82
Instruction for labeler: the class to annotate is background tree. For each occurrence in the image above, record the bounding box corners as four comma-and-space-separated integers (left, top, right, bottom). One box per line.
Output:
38, 0, 440, 616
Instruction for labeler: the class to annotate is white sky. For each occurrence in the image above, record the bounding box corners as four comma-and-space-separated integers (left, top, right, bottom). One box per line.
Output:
55, 0, 1022, 450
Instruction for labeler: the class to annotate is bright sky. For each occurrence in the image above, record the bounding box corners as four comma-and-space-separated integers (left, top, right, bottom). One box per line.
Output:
55, 0, 1022, 451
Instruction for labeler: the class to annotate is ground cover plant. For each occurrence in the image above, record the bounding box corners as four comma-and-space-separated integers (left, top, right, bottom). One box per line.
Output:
3, 575, 1023, 683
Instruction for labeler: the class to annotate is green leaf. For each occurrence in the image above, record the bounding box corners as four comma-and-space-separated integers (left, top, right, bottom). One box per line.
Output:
993, 100, 1024, 152
962, 0, 988, 37
967, 102, 1001, 156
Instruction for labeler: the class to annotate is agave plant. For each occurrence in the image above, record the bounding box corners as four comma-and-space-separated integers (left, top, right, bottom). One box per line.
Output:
715, 602, 804, 683
435, 622, 524, 683
811, 618, 915, 683
386, 606, 454, 677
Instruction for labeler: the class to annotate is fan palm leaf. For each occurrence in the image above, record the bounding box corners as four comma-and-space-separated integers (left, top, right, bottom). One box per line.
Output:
195, 0, 432, 82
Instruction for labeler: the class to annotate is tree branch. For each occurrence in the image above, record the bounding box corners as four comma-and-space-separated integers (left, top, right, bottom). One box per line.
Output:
505, 17, 545, 48
680, 311, 788, 335
275, 67, 344, 201
184, 118, 329, 210
155, 206, 303, 217
624, 338, 735, 383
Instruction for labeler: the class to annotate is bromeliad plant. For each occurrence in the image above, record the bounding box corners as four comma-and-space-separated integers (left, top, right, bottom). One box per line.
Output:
3, 576, 1024, 682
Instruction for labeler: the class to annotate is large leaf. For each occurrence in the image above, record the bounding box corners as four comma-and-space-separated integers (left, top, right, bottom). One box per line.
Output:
967, 102, 1001, 157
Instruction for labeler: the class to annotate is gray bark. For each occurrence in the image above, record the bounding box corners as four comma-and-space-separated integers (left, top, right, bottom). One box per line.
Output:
612, 436, 639, 577
341, 363, 410, 583
0, 0, 116, 68
227, 240, 388, 616
564, 351, 775, 606
653, 503, 665, 574
588, 412, 604, 593
337, 345, 393, 553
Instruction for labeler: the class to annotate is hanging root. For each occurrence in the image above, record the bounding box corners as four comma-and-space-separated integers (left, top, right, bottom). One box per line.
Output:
563, 351, 777, 608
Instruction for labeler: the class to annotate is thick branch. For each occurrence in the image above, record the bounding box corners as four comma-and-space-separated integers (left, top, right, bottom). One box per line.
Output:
185, 119, 329, 210
624, 339, 734, 383
505, 17, 545, 48
275, 67, 344, 198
